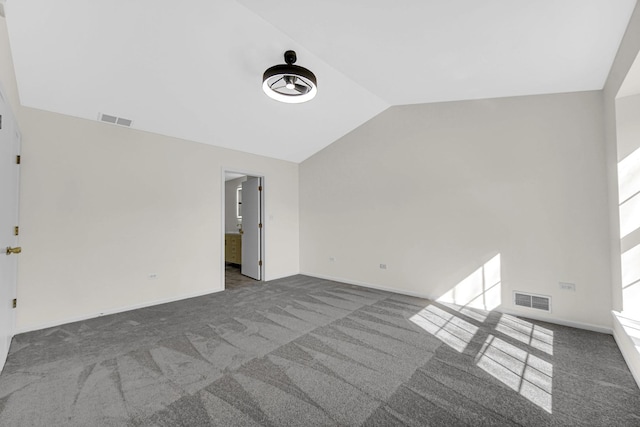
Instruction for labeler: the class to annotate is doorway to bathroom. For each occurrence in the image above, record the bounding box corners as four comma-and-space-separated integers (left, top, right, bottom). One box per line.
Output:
223, 171, 264, 289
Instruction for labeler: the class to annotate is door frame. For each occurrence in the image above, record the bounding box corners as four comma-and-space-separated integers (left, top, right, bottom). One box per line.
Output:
221, 168, 265, 289
0, 83, 20, 372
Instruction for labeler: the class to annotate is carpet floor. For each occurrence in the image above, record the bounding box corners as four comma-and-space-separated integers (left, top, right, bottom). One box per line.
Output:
0, 275, 639, 426
225, 263, 260, 290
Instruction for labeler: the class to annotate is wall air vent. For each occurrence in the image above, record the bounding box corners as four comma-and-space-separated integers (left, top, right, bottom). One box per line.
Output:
98, 113, 133, 127
513, 292, 551, 312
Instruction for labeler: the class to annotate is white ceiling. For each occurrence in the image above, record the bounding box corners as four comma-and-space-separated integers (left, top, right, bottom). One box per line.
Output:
4, 0, 637, 163
225, 172, 245, 182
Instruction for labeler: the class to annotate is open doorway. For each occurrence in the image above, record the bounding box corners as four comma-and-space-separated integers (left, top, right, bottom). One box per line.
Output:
614, 52, 640, 315
223, 171, 264, 290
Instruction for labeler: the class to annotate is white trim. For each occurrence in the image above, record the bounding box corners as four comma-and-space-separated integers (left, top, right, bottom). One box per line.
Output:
612, 311, 640, 389
302, 272, 434, 299
15, 287, 224, 334
220, 168, 226, 290
0, 88, 21, 374
499, 308, 612, 334
301, 272, 612, 334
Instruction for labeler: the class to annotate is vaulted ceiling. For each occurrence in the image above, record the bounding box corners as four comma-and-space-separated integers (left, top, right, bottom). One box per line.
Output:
4, 0, 637, 162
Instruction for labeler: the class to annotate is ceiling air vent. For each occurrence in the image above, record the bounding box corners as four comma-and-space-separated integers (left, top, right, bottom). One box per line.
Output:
513, 292, 551, 312
98, 113, 133, 127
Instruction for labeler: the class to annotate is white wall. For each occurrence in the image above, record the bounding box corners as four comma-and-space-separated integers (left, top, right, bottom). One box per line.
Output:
604, 2, 640, 388
616, 94, 640, 160
615, 94, 640, 314
604, 3, 640, 314
0, 19, 300, 332
300, 91, 611, 328
225, 176, 246, 233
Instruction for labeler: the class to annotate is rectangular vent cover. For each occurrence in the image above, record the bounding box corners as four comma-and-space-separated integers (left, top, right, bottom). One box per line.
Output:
99, 113, 132, 127
514, 292, 551, 312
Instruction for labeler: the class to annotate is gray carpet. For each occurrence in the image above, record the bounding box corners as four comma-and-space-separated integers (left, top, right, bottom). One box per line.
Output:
0, 275, 639, 426
225, 263, 260, 290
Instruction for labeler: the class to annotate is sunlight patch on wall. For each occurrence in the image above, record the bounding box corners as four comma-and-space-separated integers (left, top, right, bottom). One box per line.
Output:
496, 314, 554, 355
619, 147, 640, 239
410, 305, 478, 353
475, 335, 553, 413
437, 254, 501, 310
618, 146, 640, 205
622, 243, 640, 313
618, 138, 640, 314
620, 194, 640, 239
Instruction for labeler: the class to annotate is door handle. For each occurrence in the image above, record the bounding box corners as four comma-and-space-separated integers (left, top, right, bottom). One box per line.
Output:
6, 247, 21, 255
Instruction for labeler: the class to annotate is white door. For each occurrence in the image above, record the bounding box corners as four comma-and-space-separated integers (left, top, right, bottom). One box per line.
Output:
0, 93, 20, 371
241, 177, 262, 280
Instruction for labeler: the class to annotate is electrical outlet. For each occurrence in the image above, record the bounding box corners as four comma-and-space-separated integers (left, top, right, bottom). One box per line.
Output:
379, 264, 387, 270
148, 273, 158, 279
559, 282, 576, 291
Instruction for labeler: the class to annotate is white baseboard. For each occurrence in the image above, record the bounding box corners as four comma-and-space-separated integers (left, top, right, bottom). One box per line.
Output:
498, 308, 612, 334
302, 272, 435, 299
15, 287, 225, 334
612, 311, 640, 389
301, 272, 612, 334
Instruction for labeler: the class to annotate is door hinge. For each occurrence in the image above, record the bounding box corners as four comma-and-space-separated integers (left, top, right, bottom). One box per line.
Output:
14, 226, 19, 236
16, 155, 20, 165
258, 185, 262, 191
12, 299, 16, 309
258, 260, 262, 266
258, 223, 262, 229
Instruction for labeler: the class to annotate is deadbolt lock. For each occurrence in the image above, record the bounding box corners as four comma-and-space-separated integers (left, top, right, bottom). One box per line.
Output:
6, 247, 21, 255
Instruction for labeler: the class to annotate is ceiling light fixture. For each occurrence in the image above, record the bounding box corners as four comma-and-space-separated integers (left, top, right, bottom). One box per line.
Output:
262, 50, 317, 103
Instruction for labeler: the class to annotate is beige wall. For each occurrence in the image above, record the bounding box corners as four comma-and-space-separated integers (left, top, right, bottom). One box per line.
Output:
615, 94, 640, 160
0, 19, 299, 332
300, 91, 612, 328
615, 95, 640, 311
604, 3, 640, 313
604, 2, 640, 387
